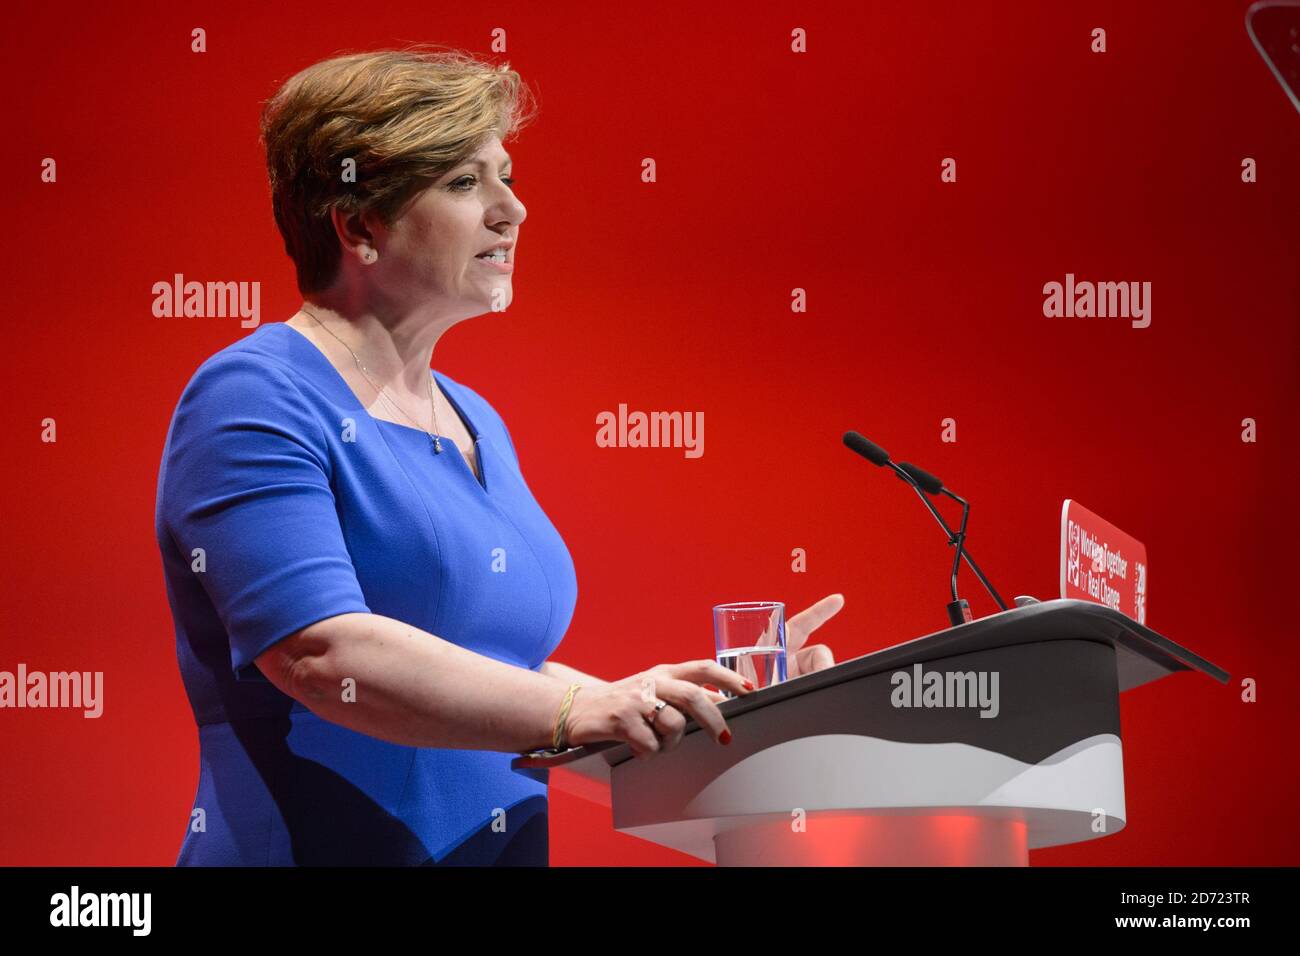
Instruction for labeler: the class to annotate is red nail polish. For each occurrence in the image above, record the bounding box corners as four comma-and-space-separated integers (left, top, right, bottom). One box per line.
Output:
742, 679, 754, 691
719, 729, 732, 745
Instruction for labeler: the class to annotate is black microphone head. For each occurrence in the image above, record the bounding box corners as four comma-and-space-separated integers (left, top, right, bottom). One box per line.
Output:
896, 461, 943, 495
842, 431, 891, 467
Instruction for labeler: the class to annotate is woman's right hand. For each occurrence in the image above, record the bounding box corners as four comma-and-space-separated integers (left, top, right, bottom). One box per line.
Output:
563, 661, 754, 759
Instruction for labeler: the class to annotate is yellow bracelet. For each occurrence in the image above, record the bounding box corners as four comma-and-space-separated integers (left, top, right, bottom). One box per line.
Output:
552, 683, 581, 752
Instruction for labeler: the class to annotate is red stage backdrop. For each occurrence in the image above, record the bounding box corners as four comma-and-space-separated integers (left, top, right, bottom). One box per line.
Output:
4, 0, 1296, 865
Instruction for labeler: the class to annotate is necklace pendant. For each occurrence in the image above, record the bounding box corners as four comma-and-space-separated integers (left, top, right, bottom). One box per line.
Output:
433, 436, 443, 453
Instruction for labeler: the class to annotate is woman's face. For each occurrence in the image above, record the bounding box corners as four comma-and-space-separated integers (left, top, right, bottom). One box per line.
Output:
370, 134, 525, 320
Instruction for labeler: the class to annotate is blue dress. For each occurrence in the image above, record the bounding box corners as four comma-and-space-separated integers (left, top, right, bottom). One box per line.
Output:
154, 321, 578, 865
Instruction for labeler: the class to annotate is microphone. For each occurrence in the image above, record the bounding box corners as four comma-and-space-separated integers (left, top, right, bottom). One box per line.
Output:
895, 461, 942, 496
843, 431, 1009, 625
842, 431, 890, 467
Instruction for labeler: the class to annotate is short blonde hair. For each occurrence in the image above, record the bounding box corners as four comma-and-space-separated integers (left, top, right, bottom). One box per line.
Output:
259, 44, 537, 294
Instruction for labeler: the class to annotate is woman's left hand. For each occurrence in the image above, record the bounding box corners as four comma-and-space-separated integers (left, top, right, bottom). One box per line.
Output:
786, 593, 844, 679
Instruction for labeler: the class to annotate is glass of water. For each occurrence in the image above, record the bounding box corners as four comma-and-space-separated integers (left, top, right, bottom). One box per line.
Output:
713, 601, 787, 697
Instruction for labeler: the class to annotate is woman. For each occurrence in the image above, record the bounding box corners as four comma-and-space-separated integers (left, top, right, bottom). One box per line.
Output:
154, 45, 843, 866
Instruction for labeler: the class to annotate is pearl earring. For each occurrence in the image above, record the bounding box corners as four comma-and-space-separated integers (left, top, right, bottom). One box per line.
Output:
362, 248, 377, 263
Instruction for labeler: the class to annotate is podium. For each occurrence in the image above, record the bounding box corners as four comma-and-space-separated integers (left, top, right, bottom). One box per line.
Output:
512, 599, 1229, 866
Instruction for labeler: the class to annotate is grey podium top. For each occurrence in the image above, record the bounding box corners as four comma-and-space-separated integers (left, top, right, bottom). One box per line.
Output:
514, 598, 1230, 772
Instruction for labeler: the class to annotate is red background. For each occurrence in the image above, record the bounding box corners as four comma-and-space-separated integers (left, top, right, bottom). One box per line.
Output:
4, 0, 1296, 865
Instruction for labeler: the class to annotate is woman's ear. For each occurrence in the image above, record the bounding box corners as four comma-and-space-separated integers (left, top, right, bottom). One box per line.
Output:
329, 206, 378, 262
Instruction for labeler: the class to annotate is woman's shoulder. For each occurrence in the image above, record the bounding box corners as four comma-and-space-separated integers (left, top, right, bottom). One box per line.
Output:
167, 325, 329, 444
187, 322, 308, 383
176, 324, 335, 407
433, 370, 521, 463
433, 369, 501, 424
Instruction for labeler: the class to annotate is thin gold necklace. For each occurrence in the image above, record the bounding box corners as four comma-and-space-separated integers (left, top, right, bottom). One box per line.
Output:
299, 307, 443, 454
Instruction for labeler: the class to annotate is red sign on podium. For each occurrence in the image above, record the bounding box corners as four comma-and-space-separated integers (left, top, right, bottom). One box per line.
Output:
1060, 499, 1148, 625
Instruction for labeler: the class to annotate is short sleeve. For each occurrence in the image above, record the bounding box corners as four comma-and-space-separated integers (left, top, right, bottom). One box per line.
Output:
158, 352, 370, 680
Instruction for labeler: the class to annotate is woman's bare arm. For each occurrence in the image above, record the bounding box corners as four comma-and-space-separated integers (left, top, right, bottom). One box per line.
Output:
539, 659, 609, 688
255, 612, 573, 752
